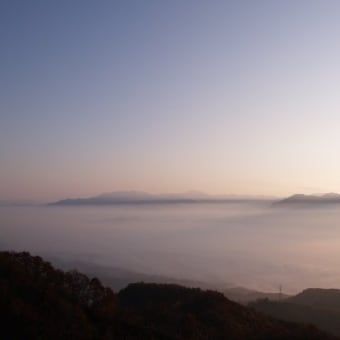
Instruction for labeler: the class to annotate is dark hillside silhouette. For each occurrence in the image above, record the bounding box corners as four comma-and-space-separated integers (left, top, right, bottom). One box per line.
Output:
250, 289, 340, 337
0, 251, 337, 339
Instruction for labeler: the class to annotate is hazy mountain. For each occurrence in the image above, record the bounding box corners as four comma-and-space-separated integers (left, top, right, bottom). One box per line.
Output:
0, 251, 336, 340
250, 288, 340, 337
48, 256, 217, 291
47, 256, 293, 304
288, 288, 340, 312
223, 286, 290, 304
275, 193, 340, 206
49, 191, 275, 206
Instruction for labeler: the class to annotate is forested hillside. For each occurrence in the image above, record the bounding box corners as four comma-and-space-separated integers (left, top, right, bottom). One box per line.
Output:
0, 251, 336, 339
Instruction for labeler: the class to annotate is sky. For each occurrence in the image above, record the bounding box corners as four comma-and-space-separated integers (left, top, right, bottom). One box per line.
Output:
1, 0, 340, 201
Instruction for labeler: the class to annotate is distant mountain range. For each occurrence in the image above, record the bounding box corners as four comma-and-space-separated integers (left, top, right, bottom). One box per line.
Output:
49, 191, 275, 206
275, 193, 340, 206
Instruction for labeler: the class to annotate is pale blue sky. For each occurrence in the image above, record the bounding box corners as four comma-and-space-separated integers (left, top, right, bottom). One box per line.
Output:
1, 1, 340, 200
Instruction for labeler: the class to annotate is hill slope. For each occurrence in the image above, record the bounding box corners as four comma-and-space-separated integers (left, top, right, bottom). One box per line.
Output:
288, 288, 340, 312
0, 251, 336, 339
250, 289, 340, 337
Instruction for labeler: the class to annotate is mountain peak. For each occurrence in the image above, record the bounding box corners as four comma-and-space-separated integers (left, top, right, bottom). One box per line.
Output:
276, 193, 340, 206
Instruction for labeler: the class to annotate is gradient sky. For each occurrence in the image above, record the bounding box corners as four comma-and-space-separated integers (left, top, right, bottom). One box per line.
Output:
2, 1, 340, 201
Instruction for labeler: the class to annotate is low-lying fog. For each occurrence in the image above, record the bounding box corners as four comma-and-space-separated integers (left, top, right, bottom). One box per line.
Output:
1, 202, 340, 294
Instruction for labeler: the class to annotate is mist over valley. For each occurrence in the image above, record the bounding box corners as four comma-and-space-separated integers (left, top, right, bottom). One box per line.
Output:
2, 196, 340, 295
